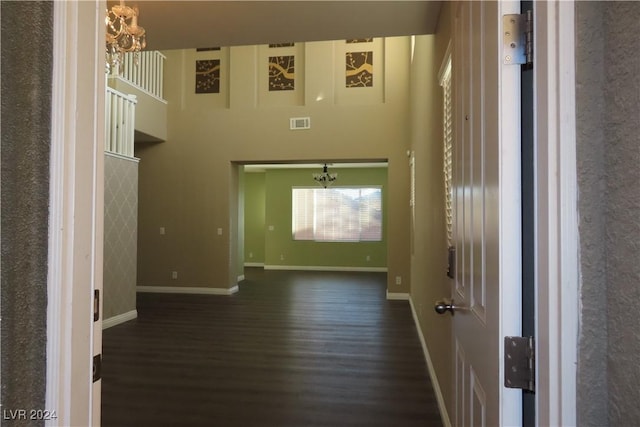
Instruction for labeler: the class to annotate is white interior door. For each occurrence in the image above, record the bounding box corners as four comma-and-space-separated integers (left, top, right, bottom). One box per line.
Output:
448, 2, 522, 426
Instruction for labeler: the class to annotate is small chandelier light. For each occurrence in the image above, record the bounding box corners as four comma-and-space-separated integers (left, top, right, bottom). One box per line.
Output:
105, 0, 146, 73
313, 164, 338, 188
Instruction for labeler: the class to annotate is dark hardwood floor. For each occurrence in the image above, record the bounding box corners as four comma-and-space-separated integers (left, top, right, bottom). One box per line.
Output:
101, 268, 443, 426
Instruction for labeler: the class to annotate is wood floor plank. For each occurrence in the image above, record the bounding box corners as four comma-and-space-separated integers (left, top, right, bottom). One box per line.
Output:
102, 269, 443, 426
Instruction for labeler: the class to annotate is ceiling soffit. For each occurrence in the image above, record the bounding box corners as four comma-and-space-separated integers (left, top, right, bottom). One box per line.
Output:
132, 1, 443, 50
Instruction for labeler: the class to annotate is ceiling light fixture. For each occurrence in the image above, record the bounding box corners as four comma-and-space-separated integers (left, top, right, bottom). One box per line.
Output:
313, 164, 338, 188
105, 0, 146, 73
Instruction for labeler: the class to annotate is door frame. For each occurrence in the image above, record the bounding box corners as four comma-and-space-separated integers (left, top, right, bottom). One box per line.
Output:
45, 1, 578, 426
533, 1, 578, 426
47, 1, 105, 425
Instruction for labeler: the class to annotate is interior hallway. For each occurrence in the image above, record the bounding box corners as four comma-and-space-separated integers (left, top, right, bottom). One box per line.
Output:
101, 268, 442, 426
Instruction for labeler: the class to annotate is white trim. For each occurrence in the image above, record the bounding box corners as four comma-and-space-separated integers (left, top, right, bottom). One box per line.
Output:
408, 297, 452, 427
264, 265, 387, 273
237, 275, 245, 282
533, 2, 578, 426
244, 162, 388, 172
244, 262, 265, 267
102, 310, 138, 330
47, 2, 105, 426
137, 285, 239, 295
498, 2, 524, 426
105, 151, 140, 163
385, 291, 409, 301
47, 2, 74, 422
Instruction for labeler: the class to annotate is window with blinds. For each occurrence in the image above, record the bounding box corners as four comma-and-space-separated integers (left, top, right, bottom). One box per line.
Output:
440, 57, 453, 247
292, 187, 382, 242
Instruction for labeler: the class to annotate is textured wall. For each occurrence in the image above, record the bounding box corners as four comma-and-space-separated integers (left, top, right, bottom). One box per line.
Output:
601, 2, 640, 424
104, 154, 139, 320
576, 2, 640, 425
575, 2, 609, 425
0, 1, 53, 424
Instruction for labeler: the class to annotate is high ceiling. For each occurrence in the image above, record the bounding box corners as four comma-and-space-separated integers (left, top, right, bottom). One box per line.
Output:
131, 1, 443, 50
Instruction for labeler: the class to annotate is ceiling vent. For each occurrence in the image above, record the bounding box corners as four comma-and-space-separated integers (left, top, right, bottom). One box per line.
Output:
290, 117, 311, 130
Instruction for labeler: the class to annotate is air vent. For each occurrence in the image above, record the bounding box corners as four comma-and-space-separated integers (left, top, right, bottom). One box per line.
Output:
290, 117, 311, 130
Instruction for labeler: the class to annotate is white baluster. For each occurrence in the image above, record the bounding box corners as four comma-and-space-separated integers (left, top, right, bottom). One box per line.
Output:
111, 91, 118, 153
105, 90, 111, 152
158, 52, 165, 99
118, 95, 124, 154
129, 96, 136, 157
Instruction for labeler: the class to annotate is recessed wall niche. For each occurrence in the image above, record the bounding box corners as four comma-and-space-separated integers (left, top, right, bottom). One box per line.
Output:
195, 59, 221, 93
258, 43, 305, 106
334, 38, 383, 105
187, 47, 230, 109
345, 51, 373, 88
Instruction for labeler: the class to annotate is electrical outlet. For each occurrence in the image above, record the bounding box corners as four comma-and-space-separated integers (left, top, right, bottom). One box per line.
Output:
172, 271, 178, 279
366, 255, 371, 262
280, 254, 285, 261
395, 276, 402, 285
159, 227, 165, 235
217, 228, 223, 235
249, 252, 253, 259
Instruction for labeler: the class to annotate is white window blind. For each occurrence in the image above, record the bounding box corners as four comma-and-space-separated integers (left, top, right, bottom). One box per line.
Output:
292, 187, 382, 242
440, 57, 453, 247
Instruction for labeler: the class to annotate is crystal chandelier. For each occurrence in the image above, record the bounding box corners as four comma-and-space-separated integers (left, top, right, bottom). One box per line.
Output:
105, 0, 146, 73
313, 164, 338, 188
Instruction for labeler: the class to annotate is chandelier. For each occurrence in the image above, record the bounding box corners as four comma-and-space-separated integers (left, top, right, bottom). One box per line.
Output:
313, 164, 338, 188
105, 0, 146, 73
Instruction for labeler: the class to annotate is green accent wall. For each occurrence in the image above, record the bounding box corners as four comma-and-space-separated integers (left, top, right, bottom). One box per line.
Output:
244, 167, 387, 269
244, 172, 266, 263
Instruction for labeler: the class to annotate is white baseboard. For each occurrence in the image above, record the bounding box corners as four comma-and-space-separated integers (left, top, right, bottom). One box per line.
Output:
237, 275, 245, 282
102, 309, 138, 330
137, 285, 239, 295
408, 296, 451, 427
386, 291, 410, 300
244, 262, 264, 267
264, 265, 387, 273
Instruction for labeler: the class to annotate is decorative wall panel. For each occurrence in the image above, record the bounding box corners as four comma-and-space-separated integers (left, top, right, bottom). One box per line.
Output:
346, 51, 373, 87
104, 154, 138, 320
195, 59, 221, 93
268, 55, 295, 91
258, 43, 303, 105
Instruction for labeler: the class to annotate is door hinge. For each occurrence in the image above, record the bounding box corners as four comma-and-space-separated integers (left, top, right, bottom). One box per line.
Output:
94, 289, 100, 321
503, 10, 533, 66
504, 336, 535, 392
93, 354, 102, 383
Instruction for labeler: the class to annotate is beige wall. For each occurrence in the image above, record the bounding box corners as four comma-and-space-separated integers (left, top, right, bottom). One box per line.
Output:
136, 37, 412, 292
408, 2, 453, 419
109, 77, 168, 142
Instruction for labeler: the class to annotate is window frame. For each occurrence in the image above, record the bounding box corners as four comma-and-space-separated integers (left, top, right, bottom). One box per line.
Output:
291, 185, 383, 243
